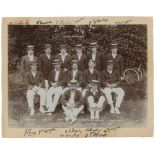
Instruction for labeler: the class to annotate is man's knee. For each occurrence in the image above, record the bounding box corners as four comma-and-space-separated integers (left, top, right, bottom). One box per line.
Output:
80, 105, 84, 110
56, 87, 63, 95
103, 87, 111, 95
98, 96, 105, 104
116, 88, 125, 96
47, 87, 54, 95
27, 90, 34, 98
87, 96, 94, 104
37, 88, 46, 97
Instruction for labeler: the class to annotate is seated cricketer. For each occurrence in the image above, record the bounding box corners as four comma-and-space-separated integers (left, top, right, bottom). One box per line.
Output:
101, 60, 125, 114
60, 80, 84, 123
82, 59, 101, 97
46, 59, 66, 114
85, 80, 105, 120
63, 59, 84, 93
26, 61, 48, 116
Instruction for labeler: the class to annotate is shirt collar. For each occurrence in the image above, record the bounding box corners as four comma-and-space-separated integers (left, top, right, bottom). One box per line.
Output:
107, 69, 113, 74
92, 51, 96, 55
46, 53, 50, 56
89, 68, 94, 73
73, 69, 78, 72
112, 53, 117, 58
55, 69, 60, 72
31, 70, 36, 73
59, 53, 68, 57
77, 52, 82, 56
90, 89, 98, 92
28, 54, 33, 57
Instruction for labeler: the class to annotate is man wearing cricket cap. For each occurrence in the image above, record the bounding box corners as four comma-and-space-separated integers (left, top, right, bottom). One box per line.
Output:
66, 59, 84, 91
82, 59, 101, 97
106, 42, 124, 79
55, 44, 72, 72
21, 45, 38, 80
25, 60, 48, 116
88, 42, 102, 71
101, 60, 125, 114
85, 80, 105, 120
72, 44, 88, 71
60, 80, 84, 123
38, 44, 54, 80
46, 59, 66, 114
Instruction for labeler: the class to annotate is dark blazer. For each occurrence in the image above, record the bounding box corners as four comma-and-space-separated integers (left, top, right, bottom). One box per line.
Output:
101, 53, 107, 71
101, 69, 121, 87
21, 55, 38, 77
55, 54, 72, 71
48, 69, 66, 87
106, 54, 124, 76
67, 70, 84, 87
85, 88, 105, 103
38, 53, 54, 80
72, 54, 88, 71
25, 70, 44, 89
88, 52, 102, 71
83, 69, 101, 86
60, 90, 84, 107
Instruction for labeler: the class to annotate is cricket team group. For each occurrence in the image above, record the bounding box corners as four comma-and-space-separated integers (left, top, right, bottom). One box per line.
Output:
21, 42, 125, 123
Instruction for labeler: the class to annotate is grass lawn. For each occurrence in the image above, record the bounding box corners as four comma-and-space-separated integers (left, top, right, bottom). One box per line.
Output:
8, 71, 147, 128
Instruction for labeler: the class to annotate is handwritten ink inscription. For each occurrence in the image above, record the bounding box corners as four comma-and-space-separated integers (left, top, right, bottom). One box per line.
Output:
24, 128, 56, 137
60, 128, 82, 138
9, 20, 29, 25
24, 127, 120, 137
7, 17, 132, 26
85, 127, 120, 137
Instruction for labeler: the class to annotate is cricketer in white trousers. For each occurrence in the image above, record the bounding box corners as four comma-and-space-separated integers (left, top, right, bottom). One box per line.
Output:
62, 105, 84, 121
46, 86, 63, 112
26, 86, 46, 108
103, 87, 125, 108
87, 96, 105, 119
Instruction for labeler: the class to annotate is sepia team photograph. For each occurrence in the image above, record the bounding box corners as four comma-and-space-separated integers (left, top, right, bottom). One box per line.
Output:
2, 17, 153, 137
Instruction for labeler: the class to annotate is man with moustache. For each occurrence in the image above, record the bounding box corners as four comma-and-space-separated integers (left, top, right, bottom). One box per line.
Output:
38, 44, 54, 89
26, 61, 47, 116
106, 43, 124, 79
82, 59, 101, 97
61, 80, 84, 123
101, 60, 125, 114
64, 60, 84, 93
21, 45, 38, 80
88, 42, 102, 72
72, 44, 88, 71
85, 80, 105, 120
46, 59, 66, 114
55, 44, 72, 72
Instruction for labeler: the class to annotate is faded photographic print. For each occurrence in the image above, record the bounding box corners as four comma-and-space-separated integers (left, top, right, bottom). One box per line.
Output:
2, 17, 153, 137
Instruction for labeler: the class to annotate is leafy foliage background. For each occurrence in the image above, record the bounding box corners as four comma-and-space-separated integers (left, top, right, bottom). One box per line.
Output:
8, 25, 147, 73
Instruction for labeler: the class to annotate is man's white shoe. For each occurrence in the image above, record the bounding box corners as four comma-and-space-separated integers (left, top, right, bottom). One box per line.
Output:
110, 108, 115, 114
39, 107, 46, 113
30, 108, 34, 116
95, 110, 100, 120
46, 112, 52, 116
90, 115, 95, 120
115, 107, 120, 114
71, 117, 77, 123
90, 111, 95, 120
